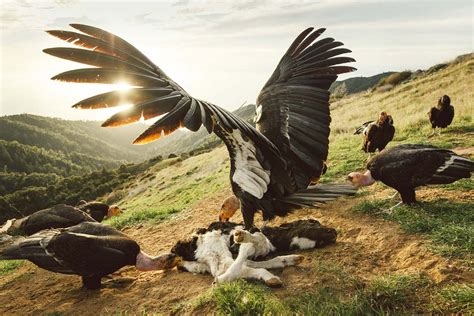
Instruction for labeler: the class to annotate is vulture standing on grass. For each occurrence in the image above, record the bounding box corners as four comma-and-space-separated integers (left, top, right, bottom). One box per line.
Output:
429, 95, 454, 135
0, 204, 121, 236
0, 204, 95, 236
0, 222, 179, 289
347, 144, 474, 210
354, 111, 395, 156
44, 24, 357, 228
353, 120, 375, 135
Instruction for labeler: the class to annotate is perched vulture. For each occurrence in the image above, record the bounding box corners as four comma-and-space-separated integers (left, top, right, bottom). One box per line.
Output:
353, 120, 374, 135
348, 144, 473, 209
0, 204, 121, 236
355, 112, 395, 155
77, 201, 122, 222
0, 222, 179, 289
45, 24, 357, 228
429, 95, 454, 135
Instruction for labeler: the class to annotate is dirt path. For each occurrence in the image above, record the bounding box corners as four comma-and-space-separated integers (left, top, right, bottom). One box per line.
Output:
0, 188, 472, 315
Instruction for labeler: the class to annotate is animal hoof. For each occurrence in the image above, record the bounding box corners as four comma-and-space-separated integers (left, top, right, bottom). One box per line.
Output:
265, 277, 282, 288
293, 255, 304, 265
234, 230, 244, 243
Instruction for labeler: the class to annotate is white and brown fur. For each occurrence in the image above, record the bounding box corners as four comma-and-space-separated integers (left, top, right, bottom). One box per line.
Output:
171, 220, 337, 286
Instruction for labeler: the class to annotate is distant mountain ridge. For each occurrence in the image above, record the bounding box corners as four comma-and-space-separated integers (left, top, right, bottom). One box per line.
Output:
329, 72, 395, 97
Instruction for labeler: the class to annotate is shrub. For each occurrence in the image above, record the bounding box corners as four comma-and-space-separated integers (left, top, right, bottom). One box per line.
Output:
377, 71, 412, 87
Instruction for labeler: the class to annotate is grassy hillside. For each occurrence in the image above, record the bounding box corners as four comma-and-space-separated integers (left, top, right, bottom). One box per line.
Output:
106, 148, 230, 229
325, 53, 473, 182
1, 54, 472, 314
105, 56, 474, 217
103, 53, 472, 314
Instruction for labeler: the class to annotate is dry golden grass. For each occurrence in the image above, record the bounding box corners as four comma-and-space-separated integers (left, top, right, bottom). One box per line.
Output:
330, 55, 473, 136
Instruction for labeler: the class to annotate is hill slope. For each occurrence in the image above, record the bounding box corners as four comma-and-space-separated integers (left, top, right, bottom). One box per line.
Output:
1, 54, 473, 314
329, 71, 394, 97
0, 114, 162, 165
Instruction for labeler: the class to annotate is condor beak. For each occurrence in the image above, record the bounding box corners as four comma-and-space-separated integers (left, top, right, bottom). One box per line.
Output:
346, 175, 353, 181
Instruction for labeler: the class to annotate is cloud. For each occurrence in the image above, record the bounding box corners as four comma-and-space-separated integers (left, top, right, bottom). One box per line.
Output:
130, 12, 163, 25
0, 8, 30, 29
173, 0, 189, 7
46, 16, 97, 28
54, 0, 77, 5
231, 0, 267, 11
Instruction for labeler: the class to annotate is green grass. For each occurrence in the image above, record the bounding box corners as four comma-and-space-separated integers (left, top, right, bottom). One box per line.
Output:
0, 260, 23, 276
106, 150, 229, 228
211, 280, 288, 315
365, 274, 430, 312
107, 172, 226, 229
324, 56, 473, 183
285, 287, 376, 316
440, 178, 474, 191
353, 200, 474, 258
186, 271, 442, 315
430, 283, 474, 314
107, 206, 180, 229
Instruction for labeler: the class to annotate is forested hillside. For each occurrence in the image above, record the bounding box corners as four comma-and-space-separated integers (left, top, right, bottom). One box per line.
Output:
0, 114, 161, 164
0, 105, 253, 219
0, 114, 162, 220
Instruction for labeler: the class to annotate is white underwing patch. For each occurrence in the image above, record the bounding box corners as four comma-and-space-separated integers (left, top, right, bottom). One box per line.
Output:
436, 155, 455, 173
363, 122, 376, 136
254, 104, 263, 123
0, 219, 14, 233
230, 129, 271, 199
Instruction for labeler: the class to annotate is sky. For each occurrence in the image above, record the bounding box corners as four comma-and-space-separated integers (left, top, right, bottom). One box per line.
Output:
0, 0, 472, 121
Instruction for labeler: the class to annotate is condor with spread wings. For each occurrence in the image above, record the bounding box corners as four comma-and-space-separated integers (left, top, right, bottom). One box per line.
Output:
45, 24, 357, 228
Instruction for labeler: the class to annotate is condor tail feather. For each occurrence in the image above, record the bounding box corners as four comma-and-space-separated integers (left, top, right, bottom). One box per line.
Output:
276, 183, 357, 210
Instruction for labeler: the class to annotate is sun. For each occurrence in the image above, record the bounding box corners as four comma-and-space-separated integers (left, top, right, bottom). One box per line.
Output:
69, 81, 134, 121
113, 81, 133, 91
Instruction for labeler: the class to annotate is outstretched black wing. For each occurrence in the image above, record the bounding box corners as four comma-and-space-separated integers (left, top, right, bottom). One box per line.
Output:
45, 25, 356, 210
45, 24, 293, 200
256, 27, 356, 189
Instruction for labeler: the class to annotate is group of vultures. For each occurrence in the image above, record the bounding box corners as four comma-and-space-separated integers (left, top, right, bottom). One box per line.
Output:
1, 24, 472, 291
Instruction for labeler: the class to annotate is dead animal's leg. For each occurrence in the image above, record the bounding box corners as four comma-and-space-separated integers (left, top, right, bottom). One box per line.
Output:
241, 266, 282, 287
246, 255, 304, 269
215, 243, 255, 283
179, 261, 210, 274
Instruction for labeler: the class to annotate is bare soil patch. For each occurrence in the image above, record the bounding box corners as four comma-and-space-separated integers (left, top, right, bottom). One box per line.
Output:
0, 187, 472, 315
